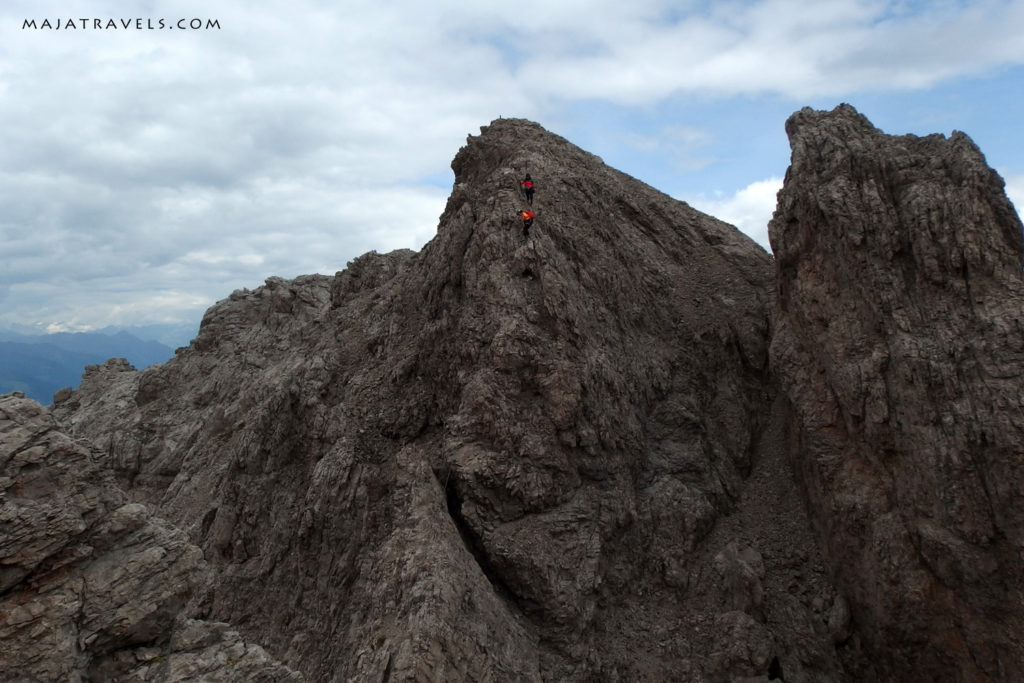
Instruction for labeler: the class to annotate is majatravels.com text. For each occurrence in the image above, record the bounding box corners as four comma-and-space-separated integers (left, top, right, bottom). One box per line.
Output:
23, 18, 221, 30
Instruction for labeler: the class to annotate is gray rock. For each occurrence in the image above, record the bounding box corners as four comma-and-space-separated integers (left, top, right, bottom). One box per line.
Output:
770, 104, 1024, 681
50, 118, 823, 681
0, 394, 301, 681
31, 109, 1024, 682
713, 542, 765, 615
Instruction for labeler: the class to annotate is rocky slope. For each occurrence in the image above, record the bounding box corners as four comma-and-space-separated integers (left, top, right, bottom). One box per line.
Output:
0, 393, 302, 681
4, 106, 1021, 682
770, 104, 1024, 682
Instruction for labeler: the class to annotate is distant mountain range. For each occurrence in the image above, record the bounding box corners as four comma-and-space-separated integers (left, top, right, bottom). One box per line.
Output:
0, 321, 198, 349
0, 327, 188, 404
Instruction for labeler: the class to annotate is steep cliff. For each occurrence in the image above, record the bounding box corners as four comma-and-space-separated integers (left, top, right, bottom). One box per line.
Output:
770, 104, 1024, 681
50, 119, 852, 681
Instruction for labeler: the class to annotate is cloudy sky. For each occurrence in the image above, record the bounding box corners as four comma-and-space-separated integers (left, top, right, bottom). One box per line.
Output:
2, 0, 1023, 339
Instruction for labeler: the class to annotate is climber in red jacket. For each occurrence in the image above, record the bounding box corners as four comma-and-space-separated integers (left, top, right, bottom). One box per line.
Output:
518, 209, 535, 238
519, 174, 534, 205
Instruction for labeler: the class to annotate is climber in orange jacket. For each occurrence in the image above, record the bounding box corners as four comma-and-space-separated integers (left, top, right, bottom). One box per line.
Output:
519, 174, 535, 205
518, 209, 535, 238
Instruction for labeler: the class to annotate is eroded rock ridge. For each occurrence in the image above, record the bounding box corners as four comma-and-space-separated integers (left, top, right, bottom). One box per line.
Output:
3, 106, 1021, 682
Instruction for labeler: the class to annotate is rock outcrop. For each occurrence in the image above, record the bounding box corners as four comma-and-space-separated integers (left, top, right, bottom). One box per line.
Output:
770, 104, 1024, 681
49, 119, 852, 682
0, 393, 302, 681
6, 107, 1021, 682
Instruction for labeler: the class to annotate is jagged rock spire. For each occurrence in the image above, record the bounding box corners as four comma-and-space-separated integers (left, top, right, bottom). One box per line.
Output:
771, 103, 1024, 682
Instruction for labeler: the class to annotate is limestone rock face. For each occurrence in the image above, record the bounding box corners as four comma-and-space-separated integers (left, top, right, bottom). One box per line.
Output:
0, 393, 301, 682
770, 104, 1024, 681
51, 119, 850, 681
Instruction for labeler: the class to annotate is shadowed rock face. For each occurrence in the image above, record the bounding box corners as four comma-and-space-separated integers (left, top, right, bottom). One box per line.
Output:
770, 104, 1024, 681
16, 108, 1022, 681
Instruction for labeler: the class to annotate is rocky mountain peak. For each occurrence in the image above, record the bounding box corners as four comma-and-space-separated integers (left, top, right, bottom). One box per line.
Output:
775, 103, 1022, 281
43, 116, 809, 682
449, 117, 588, 183
771, 103, 1024, 681
5, 107, 1023, 682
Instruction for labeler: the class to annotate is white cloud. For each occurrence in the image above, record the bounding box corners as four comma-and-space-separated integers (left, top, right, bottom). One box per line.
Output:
1005, 174, 1024, 220
1, 0, 1023, 331
0, 0, 490, 329
683, 177, 783, 250
517, 0, 1024, 102
623, 125, 716, 170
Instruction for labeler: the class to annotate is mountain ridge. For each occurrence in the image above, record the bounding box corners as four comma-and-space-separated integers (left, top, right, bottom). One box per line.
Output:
49, 116, 807, 681
3, 105, 1022, 681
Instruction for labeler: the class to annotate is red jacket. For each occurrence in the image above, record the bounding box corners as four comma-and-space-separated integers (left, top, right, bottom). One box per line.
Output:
520, 180, 534, 189
519, 210, 535, 220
